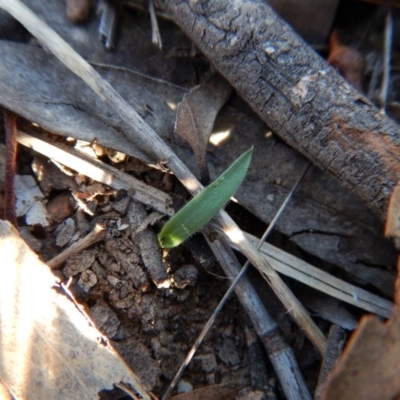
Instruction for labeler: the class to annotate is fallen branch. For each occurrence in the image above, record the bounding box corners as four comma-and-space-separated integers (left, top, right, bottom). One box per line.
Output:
155, 0, 400, 220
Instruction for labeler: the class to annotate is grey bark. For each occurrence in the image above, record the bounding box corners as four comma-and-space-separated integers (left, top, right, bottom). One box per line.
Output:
156, 0, 400, 220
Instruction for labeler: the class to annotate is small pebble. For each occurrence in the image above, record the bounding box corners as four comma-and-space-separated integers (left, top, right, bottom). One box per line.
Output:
173, 264, 199, 289
78, 269, 97, 292
218, 337, 240, 366
47, 192, 75, 223
177, 379, 193, 394
55, 218, 76, 247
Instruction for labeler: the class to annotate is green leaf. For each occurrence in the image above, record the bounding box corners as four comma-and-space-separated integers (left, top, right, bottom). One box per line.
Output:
158, 147, 253, 248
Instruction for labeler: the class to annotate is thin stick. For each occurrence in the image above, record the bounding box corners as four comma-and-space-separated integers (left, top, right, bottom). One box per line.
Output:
47, 224, 105, 269
162, 164, 310, 400
380, 9, 393, 108
2, 0, 326, 354
3, 110, 18, 226
205, 234, 312, 400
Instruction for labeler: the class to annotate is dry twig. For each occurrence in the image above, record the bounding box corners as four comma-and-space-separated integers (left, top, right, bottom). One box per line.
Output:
154, 0, 400, 220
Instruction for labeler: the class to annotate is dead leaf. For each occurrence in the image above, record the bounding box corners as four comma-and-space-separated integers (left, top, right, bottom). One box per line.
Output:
0, 220, 151, 400
175, 74, 232, 184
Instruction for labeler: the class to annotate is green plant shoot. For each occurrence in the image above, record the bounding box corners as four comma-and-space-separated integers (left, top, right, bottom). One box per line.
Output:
158, 147, 253, 248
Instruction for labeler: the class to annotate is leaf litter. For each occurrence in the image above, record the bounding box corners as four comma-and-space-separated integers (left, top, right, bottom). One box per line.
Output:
0, 0, 398, 400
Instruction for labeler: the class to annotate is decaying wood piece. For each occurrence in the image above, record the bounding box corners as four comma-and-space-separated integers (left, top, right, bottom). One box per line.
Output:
127, 200, 171, 288
315, 325, 346, 399
155, 0, 400, 220
0, 0, 327, 355
3, 110, 18, 226
47, 224, 105, 269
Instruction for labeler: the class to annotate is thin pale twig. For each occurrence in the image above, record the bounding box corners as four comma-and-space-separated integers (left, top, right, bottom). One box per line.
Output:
149, 0, 162, 49
47, 224, 105, 269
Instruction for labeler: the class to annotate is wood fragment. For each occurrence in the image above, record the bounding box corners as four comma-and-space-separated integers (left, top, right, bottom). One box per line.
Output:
149, 0, 162, 49
155, 0, 400, 220
379, 9, 393, 108
127, 200, 171, 288
245, 327, 274, 396
385, 186, 400, 239
17, 131, 174, 216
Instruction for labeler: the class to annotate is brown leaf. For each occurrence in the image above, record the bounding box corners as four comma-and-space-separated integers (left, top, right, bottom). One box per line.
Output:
175, 73, 232, 184
0, 220, 151, 400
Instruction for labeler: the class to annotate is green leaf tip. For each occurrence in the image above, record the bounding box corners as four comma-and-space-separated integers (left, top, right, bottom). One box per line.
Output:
158, 147, 253, 248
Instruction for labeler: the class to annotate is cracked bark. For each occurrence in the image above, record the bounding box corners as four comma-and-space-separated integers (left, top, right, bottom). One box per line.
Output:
156, 0, 400, 220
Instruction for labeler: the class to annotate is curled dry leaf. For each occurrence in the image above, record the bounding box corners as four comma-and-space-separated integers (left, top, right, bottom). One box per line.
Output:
175, 73, 232, 184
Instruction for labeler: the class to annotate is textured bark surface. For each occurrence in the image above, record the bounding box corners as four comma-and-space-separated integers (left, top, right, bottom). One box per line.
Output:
156, 0, 400, 220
